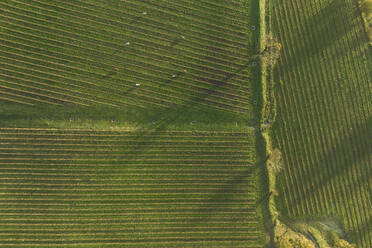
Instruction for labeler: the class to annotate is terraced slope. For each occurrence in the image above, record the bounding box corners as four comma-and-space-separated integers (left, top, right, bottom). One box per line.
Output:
270, 0, 372, 247
0, 128, 264, 247
0, 0, 258, 114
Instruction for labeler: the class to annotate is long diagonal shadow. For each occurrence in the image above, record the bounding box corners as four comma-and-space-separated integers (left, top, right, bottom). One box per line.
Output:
181, 59, 254, 112
281, 0, 361, 72
288, 116, 372, 213
347, 214, 372, 246
182, 166, 256, 225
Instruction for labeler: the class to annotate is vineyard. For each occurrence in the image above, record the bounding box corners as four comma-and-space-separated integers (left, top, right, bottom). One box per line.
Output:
2, 0, 371, 247
0, 1, 265, 247
0, 0, 259, 115
271, 0, 372, 247
0, 128, 264, 247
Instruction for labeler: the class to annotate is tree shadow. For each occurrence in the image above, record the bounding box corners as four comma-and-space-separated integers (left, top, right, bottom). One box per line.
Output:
281, 0, 360, 72
91, 39, 254, 113
347, 214, 372, 246
182, 166, 256, 224
288, 115, 372, 213
169, 37, 181, 48
129, 15, 145, 25
185, 59, 253, 112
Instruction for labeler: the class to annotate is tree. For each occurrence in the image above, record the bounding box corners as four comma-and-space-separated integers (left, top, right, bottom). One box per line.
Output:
274, 222, 315, 248
334, 239, 356, 248
260, 33, 282, 68
328, 231, 356, 248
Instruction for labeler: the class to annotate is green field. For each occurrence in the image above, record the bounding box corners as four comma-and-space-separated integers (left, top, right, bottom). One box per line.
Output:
2, 0, 371, 247
0, 0, 267, 247
0, 128, 265, 247
270, 0, 372, 247
0, 0, 259, 114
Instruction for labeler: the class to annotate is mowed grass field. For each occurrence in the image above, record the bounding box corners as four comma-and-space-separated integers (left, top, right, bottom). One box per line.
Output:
0, 0, 265, 247
0, 128, 264, 248
271, 0, 372, 247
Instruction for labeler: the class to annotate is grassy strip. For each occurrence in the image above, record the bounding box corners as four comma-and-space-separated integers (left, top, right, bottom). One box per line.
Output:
256, 0, 278, 246
259, 0, 277, 223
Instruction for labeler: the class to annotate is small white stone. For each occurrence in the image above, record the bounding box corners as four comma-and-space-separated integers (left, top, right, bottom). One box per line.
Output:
172, 74, 176, 78
181, 35, 185, 39
125, 42, 130, 45
135, 83, 141, 86
142, 11, 147, 15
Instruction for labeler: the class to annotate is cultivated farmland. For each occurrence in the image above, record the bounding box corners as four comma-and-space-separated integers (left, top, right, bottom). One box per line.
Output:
0, 128, 264, 247
3, 0, 371, 246
271, 0, 372, 247
0, 0, 266, 247
0, 0, 259, 114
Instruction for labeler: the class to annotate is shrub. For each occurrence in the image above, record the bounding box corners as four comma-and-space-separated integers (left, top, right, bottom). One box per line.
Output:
260, 33, 282, 68
334, 239, 356, 248
359, 0, 372, 44
274, 222, 315, 248
327, 231, 356, 248
267, 148, 283, 173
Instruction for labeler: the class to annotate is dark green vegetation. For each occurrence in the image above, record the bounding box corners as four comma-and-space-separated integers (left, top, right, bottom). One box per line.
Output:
270, 0, 372, 247
0, 0, 259, 115
0, 0, 266, 247
0, 129, 264, 247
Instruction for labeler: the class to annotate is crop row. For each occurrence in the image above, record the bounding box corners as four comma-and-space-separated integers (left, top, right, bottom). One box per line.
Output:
0, 0, 256, 112
284, 0, 362, 220
0, 22, 251, 89
274, 0, 354, 215
0, 137, 255, 142
0, 38, 250, 99
0, 133, 254, 138
0, 11, 248, 78
0, 41, 249, 112
0, 130, 254, 136
272, 0, 372, 246
0, 217, 259, 224
0, 128, 255, 134
0, 127, 263, 247
33, 0, 251, 46
0, 139, 254, 144
34, 0, 251, 51
6, 0, 249, 58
